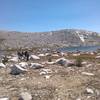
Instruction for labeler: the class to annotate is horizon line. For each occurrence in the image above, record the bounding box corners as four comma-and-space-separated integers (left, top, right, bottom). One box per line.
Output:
0, 28, 100, 33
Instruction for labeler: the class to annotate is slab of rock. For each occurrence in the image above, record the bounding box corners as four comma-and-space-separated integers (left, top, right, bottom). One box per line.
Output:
56, 58, 75, 66
0, 63, 6, 68
30, 55, 40, 60
76, 98, 81, 100
95, 56, 100, 59
82, 72, 94, 76
52, 54, 59, 57
44, 75, 51, 79
72, 53, 80, 56
38, 54, 45, 57
9, 56, 18, 62
82, 61, 87, 65
58, 52, 65, 56
19, 62, 28, 68
45, 53, 51, 56
40, 68, 52, 75
10, 64, 27, 75
45, 61, 55, 65
86, 88, 94, 94
30, 63, 43, 69
86, 64, 92, 67
0, 97, 9, 100
19, 92, 32, 100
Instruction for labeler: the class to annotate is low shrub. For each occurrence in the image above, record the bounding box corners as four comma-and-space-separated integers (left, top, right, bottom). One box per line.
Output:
75, 57, 82, 67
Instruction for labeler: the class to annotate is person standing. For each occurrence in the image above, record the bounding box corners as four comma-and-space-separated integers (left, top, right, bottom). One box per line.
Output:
24, 51, 30, 61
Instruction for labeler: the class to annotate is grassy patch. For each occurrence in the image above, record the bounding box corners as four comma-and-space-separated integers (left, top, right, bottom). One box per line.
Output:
68, 54, 95, 61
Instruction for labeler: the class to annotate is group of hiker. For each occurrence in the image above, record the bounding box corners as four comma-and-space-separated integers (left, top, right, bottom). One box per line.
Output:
17, 50, 30, 61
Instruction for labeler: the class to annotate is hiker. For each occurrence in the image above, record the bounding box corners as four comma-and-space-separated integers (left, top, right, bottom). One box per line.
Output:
17, 51, 23, 60
24, 51, 30, 61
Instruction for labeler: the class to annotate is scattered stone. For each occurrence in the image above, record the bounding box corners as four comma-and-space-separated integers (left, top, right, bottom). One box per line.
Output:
52, 54, 59, 57
7, 56, 12, 59
45, 61, 55, 65
95, 56, 100, 59
9, 56, 18, 62
19, 92, 32, 100
59, 52, 65, 56
86, 96, 91, 99
44, 75, 51, 79
10, 64, 27, 75
76, 98, 81, 100
55, 58, 67, 66
30, 63, 43, 69
90, 52, 94, 55
40, 71, 47, 75
86, 64, 92, 67
82, 72, 94, 76
38, 54, 45, 57
45, 53, 51, 56
20, 78, 26, 81
97, 53, 100, 56
30, 55, 40, 60
40, 68, 52, 75
95, 89, 100, 96
82, 61, 87, 65
0, 97, 9, 100
0, 63, 6, 68
0, 77, 3, 81
56, 58, 75, 66
86, 88, 94, 94
19, 62, 28, 68
72, 53, 80, 56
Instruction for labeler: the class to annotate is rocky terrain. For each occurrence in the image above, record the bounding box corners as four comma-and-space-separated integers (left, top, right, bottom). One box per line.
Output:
0, 29, 100, 50
0, 29, 100, 100
0, 49, 100, 100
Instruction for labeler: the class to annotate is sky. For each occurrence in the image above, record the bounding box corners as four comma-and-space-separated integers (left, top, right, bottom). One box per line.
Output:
0, 0, 100, 32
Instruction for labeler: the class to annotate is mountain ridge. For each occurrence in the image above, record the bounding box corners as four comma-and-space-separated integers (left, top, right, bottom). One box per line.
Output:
0, 29, 100, 50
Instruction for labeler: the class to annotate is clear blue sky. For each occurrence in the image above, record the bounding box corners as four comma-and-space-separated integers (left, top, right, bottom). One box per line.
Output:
0, 0, 100, 32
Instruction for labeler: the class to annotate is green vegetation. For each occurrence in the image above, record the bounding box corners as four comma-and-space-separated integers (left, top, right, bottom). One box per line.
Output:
68, 54, 95, 61
75, 57, 83, 67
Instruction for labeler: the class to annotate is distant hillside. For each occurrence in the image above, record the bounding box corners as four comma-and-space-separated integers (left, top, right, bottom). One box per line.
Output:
0, 29, 100, 50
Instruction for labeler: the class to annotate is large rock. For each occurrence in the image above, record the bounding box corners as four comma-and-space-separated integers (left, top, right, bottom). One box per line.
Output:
56, 58, 75, 66
0, 98, 9, 100
10, 64, 27, 75
95, 56, 100, 59
30, 63, 43, 69
45, 61, 55, 65
38, 54, 45, 57
9, 56, 18, 62
0, 63, 6, 68
86, 88, 94, 94
30, 55, 40, 60
19, 92, 32, 100
19, 62, 28, 68
81, 72, 94, 76
40, 68, 52, 75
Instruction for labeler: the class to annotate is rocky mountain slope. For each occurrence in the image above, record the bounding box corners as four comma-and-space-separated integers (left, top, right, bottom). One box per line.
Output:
0, 29, 100, 49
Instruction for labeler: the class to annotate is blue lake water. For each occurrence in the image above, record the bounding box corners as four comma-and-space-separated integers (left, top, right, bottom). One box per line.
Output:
58, 45, 100, 52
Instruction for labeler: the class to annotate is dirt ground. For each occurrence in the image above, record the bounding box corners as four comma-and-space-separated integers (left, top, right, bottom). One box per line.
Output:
0, 51, 100, 100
